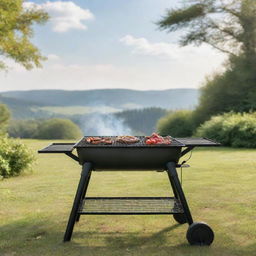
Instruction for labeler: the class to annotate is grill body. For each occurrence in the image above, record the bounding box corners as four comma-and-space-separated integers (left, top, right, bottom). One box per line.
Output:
76, 147, 182, 170
75, 136, 184, 170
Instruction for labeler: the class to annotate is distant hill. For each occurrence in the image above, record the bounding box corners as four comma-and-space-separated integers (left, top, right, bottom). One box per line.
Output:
2, 89, 199, 110
0, 95, 51, 119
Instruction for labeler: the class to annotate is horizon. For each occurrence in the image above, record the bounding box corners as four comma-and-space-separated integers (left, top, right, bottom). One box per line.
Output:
0, 87, 198, 93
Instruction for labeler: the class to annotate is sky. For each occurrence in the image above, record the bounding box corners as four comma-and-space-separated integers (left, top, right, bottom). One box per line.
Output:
0, 0, 226, 92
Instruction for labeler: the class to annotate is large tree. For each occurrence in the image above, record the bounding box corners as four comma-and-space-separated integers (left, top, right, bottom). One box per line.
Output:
158, 0, 256, 58
158, 0, 256, 124
0, 0, 49, 70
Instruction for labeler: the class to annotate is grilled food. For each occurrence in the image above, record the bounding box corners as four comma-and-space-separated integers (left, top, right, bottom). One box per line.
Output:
145, 133, 171, 145
116, 135, 140, 144
86, 137, 112, 145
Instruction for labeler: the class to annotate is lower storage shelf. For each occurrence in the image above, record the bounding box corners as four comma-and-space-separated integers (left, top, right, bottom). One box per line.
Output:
78, 197, 184, 215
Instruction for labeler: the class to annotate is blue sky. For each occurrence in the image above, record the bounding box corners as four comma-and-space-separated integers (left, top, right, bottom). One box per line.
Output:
0, 0, 226, 92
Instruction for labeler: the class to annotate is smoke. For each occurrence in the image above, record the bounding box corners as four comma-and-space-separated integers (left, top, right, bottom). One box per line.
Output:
81, 113, 132, 136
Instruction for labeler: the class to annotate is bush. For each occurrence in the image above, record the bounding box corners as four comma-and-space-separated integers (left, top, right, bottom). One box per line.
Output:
0, 137, 34, 178
0, 104, 10, 136
8, 120, 40, 138
196, 112, 256, 148
157, 110, 195, 137
8, 118, 83, 139
36, 118, 82, 139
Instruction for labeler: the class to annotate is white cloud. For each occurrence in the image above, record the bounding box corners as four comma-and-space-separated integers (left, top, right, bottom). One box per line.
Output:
120, 35, 179, 59
120, 34, 225, 61
47, 54, 60, 61
23, 1, 94, 32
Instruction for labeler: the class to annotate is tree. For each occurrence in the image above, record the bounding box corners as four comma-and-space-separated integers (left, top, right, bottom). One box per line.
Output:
115, 107, 168, 135
36, 118, 82, 139
158, 0, 256, 58
0, 0, 49, 70
157, 110, 195, 137
158, 0, 256, 124
193, 54, 256, 124
0, 104, 10, 135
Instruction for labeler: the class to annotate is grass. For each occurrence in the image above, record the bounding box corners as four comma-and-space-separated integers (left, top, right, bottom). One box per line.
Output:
0, 140, 256, 256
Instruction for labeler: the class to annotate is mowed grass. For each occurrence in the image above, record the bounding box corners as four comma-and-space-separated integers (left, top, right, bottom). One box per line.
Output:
0, 140, 256, 256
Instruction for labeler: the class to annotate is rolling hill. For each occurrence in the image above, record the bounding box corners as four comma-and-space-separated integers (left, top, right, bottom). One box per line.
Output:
1, 88, 199, 110
0, 95, 51, 119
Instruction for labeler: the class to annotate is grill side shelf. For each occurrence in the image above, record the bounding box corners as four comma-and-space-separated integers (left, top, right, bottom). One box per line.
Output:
38, 143, 76, 153
175, 137, 221, 147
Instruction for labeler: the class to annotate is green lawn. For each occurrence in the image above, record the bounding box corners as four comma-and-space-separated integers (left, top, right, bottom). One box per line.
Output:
1, 140, 256, 256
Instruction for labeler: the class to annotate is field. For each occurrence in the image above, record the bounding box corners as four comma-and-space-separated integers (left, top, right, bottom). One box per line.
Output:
0, 140, 256, 256
40, 106, 120, 115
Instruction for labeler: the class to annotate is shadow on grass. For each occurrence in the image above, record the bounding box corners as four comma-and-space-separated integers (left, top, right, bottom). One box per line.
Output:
1, 217, 256, 256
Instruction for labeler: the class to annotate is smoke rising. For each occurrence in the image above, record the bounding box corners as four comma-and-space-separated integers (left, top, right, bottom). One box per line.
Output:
81, 113, 132, 136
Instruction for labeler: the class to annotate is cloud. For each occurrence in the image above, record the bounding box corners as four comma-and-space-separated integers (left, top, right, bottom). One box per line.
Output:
120, 35, 225, 61
47, 54, 60, 61
23, 1, 94, 32
120, 35, 179, 59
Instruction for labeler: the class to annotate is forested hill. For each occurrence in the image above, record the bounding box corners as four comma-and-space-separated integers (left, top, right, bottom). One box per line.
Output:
0, 95, 51, 119
1, 89, 199, 110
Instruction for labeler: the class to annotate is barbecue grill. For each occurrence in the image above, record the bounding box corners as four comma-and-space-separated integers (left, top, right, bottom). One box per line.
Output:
39, 136, 220, 245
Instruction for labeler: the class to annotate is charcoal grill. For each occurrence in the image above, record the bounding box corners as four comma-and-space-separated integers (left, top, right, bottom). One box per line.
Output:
39, 136, 220, 245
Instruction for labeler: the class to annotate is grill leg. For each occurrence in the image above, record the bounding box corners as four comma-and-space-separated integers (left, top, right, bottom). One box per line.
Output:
167, 171, 179, 199
63, 162, 92, 242
166, 162, 193, 225
76, 171, 91, 222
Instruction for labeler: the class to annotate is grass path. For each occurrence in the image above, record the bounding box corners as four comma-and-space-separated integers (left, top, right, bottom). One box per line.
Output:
0, 140, 256, 255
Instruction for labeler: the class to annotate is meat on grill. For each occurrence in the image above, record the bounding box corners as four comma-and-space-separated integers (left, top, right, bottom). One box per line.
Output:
145, 133, 172, 145
116, 136, 140, 144
85, 134, 171, 145
86, 137, 112, 145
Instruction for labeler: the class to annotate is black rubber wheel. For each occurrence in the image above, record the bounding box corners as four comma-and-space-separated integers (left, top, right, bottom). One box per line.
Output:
173, 213, 187, 224
186, 222, 214, 246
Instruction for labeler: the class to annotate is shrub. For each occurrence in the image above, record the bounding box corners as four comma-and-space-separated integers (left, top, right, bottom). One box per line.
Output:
0, 137, 34, 178
157, 110, 195, 137
196, 112, 256, 148
0, 104, 10, 136
8, 120, 40, 138
36, 118, 82, 139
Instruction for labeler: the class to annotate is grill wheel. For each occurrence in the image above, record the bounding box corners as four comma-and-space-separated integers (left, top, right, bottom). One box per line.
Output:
186, 222, 214, 245
173, 213, 187, 224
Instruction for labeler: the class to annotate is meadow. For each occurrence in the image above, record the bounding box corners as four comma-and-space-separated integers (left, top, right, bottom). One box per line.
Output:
0, 140, 255, 256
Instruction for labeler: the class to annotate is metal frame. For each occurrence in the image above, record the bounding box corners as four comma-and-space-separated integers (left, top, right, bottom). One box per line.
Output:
38, 138, 220, 242
63, 161, 194, 242
63, 162, 92, 242
166, 162, 193, 225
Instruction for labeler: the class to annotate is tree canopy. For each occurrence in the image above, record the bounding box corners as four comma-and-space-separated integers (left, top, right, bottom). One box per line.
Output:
158, 0, 256, 58
0, 0, 49, 70
158, 0, 256, 124
37, 118, 83, 140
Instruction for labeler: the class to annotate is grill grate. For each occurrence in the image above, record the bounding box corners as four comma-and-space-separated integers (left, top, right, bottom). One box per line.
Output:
78, 197, 184, 214
75, 136, 185, 148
